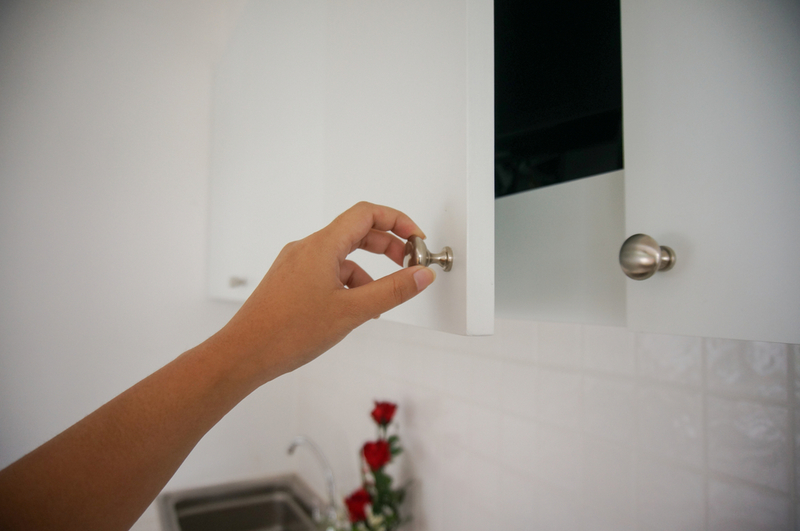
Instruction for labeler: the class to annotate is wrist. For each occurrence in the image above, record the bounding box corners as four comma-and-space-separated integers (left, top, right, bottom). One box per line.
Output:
196, 323, 284, 394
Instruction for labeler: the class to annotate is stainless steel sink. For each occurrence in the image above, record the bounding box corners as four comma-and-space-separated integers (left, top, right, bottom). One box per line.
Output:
158, 474, 322, 531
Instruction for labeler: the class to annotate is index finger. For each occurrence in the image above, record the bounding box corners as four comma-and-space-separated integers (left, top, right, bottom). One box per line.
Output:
326, 202, 426, 260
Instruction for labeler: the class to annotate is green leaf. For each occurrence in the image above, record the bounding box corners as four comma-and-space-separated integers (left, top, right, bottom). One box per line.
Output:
374, 469, 392, 487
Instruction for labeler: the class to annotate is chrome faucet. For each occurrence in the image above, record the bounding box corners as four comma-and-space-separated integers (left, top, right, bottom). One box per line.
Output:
287, 435, 343, 529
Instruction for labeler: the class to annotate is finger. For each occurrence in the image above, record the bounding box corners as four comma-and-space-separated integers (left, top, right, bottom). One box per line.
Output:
344, 266, 436, 321
328, 202, 426, 260
352, 229, 407, 266
339, 260, 374, 289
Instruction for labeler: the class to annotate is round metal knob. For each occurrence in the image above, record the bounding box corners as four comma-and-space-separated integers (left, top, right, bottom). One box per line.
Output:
619, 234, 676, 280
403, 236, 453, 272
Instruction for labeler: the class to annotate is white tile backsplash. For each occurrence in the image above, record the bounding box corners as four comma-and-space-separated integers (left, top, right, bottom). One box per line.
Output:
532, 479, 584, 531
637, 383, 704, 466
583, 375, 636, 443
583, 439, 635, 528
583, 324, 636, 376
469, 356, 508, 408
537, 368, 583, 430
293, 319, 799, 530
499, 361, 539, 421
708, 479, 791, 531
636, 457, 705, 531
637, 333, 703, 386
706, 338, 788, 401
793, 345, 800, 403
465, 404, 503, 461
538, 322, 583, 369
496, 469, 538, 529
707, 397, 790, 492
535, 423, 585, 490
499, 414, 539, 478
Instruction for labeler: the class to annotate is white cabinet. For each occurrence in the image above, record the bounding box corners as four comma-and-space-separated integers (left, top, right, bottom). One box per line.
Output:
208, 0, 494, 336
209, 0, 800, 344
621, 0, 800, 344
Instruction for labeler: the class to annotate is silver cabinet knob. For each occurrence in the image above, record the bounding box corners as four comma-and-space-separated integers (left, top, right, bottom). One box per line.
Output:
403, 235, 453, 271
619, 234, 676, 280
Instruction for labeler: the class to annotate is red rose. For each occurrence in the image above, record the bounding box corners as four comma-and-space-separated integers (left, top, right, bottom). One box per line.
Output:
344, 487, 371, 523
362, 440, 391, 470
371, 401, 397, 426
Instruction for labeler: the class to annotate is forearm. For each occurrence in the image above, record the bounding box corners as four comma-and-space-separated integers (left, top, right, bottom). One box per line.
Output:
0, 334, 267, 531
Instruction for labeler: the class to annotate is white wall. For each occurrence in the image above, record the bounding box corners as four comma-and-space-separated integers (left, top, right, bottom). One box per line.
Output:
0, 3, 298, 527
2, 2, 799, 531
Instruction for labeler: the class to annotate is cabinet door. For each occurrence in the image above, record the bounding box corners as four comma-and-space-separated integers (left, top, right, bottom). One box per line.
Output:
208, 0, 494, 335
621, 0, 800, 344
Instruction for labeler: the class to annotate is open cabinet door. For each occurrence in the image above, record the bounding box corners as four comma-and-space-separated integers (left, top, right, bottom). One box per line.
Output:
208, 0, 494, 335
621, 0, 800, 343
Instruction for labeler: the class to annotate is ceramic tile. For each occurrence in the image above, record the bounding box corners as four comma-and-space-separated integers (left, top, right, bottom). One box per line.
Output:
435, 396, 472, 449
583, 375, 636, 443
583, 325, 636, 376
796, 409, 800, 496
338, 334, 403, 381
473, 318, 538, 363
532, 480, 583, 531
708, 478, 791, 531
637, 384, 703, 466
538, 322, 583, 369
636, 457, 705, 531
470, 356, 509, 409
499, 361, 538, 421
496, 469, 538, 529
402, 472, 443, 531
436, 443, 500, 507
537, 368, 583, 430
582, 510, 635, 531
397, 384, 441, 443
407, 347, 473, 400
444, 503, 496, 531
466, 404, 502, 461
793, 344, 800, 403
583, 439, 634, 528
499, 414, 538, 478
440, 475, 498, 531
706, 338, 788, 401
636, 333, 702, 386
535, 424, 584, 491
707, 396, 790, 492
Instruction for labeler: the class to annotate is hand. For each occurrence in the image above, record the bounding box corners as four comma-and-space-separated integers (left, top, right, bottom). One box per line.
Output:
214, 202, 437, 383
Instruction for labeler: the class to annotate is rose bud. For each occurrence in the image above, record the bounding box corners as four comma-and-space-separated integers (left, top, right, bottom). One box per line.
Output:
370, 401, 397, 426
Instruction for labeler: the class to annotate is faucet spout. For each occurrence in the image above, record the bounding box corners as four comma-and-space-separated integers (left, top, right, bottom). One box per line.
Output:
287, 435, 341, 527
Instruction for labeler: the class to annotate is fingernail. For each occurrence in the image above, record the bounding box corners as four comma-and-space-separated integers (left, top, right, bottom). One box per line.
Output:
413, 267, 435, 292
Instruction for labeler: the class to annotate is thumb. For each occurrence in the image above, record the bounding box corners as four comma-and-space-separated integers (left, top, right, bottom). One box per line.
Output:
347, 266, 436, 321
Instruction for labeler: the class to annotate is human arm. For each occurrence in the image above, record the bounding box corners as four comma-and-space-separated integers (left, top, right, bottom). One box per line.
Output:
0, 202, 436, 531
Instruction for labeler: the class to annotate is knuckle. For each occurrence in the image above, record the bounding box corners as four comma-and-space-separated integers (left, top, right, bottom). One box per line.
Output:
352, 200, 377, 215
